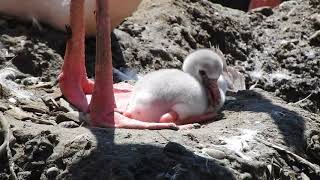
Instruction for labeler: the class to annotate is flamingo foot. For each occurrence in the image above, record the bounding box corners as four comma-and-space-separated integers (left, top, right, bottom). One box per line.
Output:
59, 74, 89, 112
90, 111, 178, 130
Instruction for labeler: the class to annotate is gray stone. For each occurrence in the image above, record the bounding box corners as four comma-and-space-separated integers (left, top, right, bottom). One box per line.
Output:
203, 148, 226, 159
59, 98, 76, 112
56, 111, 87, 124
309, 30, 320, 46
46, 167, 59, 178
58, 121, 79, 128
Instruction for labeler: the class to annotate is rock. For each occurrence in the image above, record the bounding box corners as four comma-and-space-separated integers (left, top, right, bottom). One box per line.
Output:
46, 167, 59, 178
5, 106, 33, 120
24, 132, 56, 162
25, 117, 56, 125
58, 121, 79, 128
309, 30, 320, 46
202, 148, 226, 160
181, 28, 197, 49
0, 114, 9, 158
251, 7, 273, 17
62, 134, 93, 158
0, 103, 8, 111
42, 96, 59, 110
8, 97, 17, 104
164, 142, 194, 156
59, 98, 76, 112
24, 161, 46, 173
300, 172, 310, 180
303, 50, 316, 60
17, 171, 32, 180
12, 129, 35, 144
306, 130, 320, 162
310, 13, 320, 29
20, 103, 48, 114
310, 0, 320, 8
239, 172, 253, 180
55, 111, 87, 124
21, 77, 39, 86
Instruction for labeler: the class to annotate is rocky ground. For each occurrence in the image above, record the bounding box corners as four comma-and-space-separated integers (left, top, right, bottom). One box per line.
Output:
0, 0, 320, 179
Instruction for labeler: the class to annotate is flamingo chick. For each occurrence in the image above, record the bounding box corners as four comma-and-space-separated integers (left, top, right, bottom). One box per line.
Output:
124, 49, 229, 125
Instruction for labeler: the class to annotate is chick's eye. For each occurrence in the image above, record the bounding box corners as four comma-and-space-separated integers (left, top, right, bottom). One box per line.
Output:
199, 70, 206, 76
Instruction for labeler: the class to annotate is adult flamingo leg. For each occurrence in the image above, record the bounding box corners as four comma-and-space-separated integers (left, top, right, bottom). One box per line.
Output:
58, 0, 93, 112
89, 0, 178, 130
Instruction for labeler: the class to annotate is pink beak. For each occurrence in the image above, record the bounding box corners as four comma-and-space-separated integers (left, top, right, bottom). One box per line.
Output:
200, 71, 221, 108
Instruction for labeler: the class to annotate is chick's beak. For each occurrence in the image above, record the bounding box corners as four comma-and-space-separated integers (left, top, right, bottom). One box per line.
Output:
200, 71, 221, 108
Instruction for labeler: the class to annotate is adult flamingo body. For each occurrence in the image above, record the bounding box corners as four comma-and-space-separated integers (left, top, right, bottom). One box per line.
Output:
0, 0, 142, 35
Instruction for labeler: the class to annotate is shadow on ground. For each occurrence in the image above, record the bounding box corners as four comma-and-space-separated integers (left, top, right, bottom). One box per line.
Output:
224, 89, 306, 153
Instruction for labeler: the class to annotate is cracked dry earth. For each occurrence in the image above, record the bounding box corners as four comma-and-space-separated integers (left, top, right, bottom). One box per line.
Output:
1, 0, 320, 179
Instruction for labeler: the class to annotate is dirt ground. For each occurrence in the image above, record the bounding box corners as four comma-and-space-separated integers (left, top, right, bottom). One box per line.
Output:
1, 0, 320, 179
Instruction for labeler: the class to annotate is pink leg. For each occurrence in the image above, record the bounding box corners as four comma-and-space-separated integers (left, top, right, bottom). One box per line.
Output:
59, 0, 133, 112
58, 0, 94, 112
89, 0, 178, 130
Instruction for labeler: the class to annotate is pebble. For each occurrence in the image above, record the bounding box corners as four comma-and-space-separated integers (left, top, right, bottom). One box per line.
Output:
303, 50, 316, 59
46, 167, 60, 178
42, 96, 59, 110
251, 7, 273, 17
22, 77, 39, 86
59, 98, 76, 112
164, 142, 194, 156
0, 104, 8, 111
300, 172, 310, 180
202, 148, 226, 159
25, 117, 55, 125
56, 111, 87, 124
240, 172, 253, 180
6, 106, 33, 120
17, 171, 32, 180
310, 13, 320, 29
58, 121, 80, 128
8, 97, 17, 104
20, 103, 48, 114
309, 30, 320, 46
